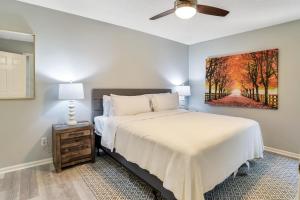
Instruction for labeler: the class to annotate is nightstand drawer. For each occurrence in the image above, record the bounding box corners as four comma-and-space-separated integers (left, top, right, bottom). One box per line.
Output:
61, 130, 90, 140
61, 142, 91, 154
61, 148, 91, 164
61, 157, 92, 168
61, 136, 91, 149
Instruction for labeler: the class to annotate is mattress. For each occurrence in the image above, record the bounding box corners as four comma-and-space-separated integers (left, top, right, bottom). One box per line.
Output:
100, 109, 264, 200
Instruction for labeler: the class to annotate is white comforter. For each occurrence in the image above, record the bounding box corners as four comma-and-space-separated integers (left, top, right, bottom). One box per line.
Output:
100, 109, 264, 200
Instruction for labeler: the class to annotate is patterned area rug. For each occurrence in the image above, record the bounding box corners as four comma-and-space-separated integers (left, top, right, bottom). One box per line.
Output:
77, 152, 299, 200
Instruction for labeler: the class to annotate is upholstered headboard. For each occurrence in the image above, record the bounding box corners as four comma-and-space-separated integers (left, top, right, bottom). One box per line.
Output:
91, 88, 172, 119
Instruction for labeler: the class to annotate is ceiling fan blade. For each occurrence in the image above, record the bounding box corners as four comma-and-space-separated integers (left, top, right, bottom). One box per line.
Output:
197, 5, 229, 17
150, 8, 175, 20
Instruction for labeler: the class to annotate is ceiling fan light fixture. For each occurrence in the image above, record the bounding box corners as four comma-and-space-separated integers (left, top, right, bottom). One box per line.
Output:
149, 0, 229, 21
175, 0, 197, 19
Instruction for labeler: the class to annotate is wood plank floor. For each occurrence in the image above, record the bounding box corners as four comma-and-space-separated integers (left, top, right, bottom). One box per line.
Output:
0, 164, 96, 200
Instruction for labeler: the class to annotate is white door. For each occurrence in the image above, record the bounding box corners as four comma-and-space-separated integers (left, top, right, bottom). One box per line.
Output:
0, 51, 27, 98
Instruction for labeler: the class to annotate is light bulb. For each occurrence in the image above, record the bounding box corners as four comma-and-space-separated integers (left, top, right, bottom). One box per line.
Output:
175, 6, 197, 19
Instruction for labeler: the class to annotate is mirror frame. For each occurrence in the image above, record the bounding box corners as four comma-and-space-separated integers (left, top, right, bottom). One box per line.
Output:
0, 30, 35, 100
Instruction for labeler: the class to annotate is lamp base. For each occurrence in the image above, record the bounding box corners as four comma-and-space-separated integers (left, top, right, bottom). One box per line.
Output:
179, 96, 186, 108
67, 100, 77, 126
67, 120, 78, 126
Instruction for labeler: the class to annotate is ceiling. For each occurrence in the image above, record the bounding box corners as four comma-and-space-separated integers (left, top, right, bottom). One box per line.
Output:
18, 0, 300, 45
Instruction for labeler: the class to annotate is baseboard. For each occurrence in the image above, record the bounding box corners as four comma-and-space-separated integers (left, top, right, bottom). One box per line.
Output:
0, 158, 53, 175
264, 146, 300, 160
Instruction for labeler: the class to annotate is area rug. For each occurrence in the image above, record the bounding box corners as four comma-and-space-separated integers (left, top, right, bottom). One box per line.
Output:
77, 152, 299, 200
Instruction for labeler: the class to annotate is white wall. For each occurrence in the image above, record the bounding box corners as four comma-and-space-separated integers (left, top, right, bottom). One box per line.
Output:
0, 0, 189, 168
189, 20, 300, 154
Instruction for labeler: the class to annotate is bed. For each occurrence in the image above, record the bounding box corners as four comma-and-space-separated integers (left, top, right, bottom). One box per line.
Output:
92, 89, 264, 200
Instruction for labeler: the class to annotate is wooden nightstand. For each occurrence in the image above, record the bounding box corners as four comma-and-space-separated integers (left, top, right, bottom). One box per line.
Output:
52, 121, 95, 172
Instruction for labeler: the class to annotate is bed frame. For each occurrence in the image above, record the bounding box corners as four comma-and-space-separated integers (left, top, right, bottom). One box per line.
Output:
91, 88, 176, 200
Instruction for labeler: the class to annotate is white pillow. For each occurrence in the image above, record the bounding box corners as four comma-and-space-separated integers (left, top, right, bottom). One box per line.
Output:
103, 95, 112, 116
145, 92, 170, 111
110, 94, 152, 116
151, 93, 179, 111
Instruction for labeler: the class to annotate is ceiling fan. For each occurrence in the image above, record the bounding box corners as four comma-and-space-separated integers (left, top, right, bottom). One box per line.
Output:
150, 0, 229, 20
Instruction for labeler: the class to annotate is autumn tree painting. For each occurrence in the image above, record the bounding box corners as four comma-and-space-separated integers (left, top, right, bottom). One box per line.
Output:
205, 49, 278, 109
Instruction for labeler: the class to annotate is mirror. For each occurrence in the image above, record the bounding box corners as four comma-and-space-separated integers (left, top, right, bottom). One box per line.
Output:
0, 30, 35, 99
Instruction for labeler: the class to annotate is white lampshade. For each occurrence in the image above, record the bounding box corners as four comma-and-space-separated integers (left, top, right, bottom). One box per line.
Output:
59, 83, 84, 100
175, 85, 191, 96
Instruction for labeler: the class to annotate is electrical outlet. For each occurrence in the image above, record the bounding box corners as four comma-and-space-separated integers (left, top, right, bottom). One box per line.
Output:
41, 137, 48, 146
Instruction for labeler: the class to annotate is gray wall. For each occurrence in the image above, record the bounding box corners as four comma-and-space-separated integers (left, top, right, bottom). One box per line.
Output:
189, 20, 300, 154
0, 0, 189, 168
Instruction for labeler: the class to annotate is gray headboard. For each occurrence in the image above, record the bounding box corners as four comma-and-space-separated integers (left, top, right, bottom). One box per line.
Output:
91, 88, 172, 119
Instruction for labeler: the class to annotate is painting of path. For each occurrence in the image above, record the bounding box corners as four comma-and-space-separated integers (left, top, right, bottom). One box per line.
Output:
205, 49, 278, 109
